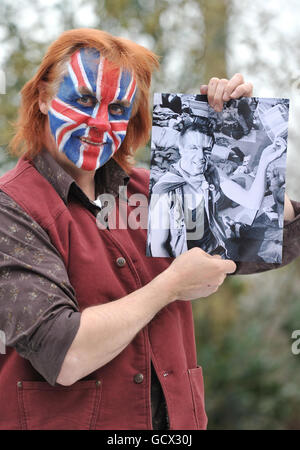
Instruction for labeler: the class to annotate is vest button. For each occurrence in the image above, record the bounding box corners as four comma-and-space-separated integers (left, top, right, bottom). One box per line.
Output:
116, 257, 126, 267
133, 373, 144, 384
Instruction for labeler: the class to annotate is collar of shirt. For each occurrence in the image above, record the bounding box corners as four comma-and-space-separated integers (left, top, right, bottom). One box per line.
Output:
32, 149, 130, 214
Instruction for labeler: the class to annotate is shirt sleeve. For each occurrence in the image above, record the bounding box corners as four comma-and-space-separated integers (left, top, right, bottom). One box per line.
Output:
0, 191, 81, 385
235, 200, 300, 275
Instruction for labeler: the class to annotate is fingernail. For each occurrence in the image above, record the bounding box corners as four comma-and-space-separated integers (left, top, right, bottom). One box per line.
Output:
223, 93, 230, 101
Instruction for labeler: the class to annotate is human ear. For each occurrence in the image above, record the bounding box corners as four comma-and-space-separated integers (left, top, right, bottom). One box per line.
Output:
38, 81, 50, 115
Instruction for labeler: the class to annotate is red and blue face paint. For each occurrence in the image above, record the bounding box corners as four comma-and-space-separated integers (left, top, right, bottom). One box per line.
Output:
48, 48, 137, 171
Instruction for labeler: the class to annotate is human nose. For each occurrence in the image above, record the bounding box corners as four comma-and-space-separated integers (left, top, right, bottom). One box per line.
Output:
87, 105, 111, 133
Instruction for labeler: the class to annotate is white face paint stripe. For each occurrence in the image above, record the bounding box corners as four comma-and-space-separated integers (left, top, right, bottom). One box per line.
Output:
95, 132, 108, 168
53, 97, 91, 118
49, 105, 77, 124
112, 68, 123, 102
95, 146, 103, 169
91, 101, 100, 120
112, 131, 122, 152
123, 75, 134, 101
58, 123, 87, 153
77, 127, 91, 168
109, 120, 130, 125
55, 121, 76, 145
68, 62, 80, 95
77, 51, 94, 94
128, 83, 137, 103
122, 74, 137, 103
96, 56, 104, 102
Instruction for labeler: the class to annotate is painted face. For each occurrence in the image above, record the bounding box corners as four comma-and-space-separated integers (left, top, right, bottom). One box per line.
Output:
48, 48, 137, 171
179, 130, 207, 176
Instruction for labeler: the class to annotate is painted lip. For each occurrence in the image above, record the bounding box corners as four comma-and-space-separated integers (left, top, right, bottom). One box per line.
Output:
80, 137, 106, 146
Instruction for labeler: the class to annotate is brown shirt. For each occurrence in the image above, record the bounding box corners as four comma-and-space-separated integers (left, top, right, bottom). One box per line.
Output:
0, 150, 129, 384
0, 149, 300, 387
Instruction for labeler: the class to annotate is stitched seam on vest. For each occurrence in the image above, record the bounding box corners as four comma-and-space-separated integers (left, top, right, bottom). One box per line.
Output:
42, 207, 69, 230
0, 187, 66, 231
16, 385, 28, 430
0, 161, 31, 188
144, 329, 154, 430
0, 164, 67, 229
187, 369, 199, 429
89, 381, 102, 429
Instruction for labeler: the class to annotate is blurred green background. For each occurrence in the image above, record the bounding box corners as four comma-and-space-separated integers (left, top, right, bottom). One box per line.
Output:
0, 0, 300, 430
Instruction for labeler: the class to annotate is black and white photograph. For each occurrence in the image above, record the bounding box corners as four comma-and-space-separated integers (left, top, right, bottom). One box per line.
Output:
147, 93, 289, 263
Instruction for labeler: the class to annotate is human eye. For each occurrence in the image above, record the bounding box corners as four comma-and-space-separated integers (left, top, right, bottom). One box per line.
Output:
109, 103, 125, 116
77, 95, 96, 107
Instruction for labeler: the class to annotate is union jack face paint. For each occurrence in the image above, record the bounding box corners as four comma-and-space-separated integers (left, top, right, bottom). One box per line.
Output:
48, 48, 137, 171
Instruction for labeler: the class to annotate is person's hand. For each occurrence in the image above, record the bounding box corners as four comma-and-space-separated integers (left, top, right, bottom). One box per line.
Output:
162, 247, 236, 301
284, 194, 295, 221
200, 73, 253, 112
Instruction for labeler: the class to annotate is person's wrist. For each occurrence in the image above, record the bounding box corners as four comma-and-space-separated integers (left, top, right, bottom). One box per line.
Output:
257, 160, 268, 173
149, 268, 179, 307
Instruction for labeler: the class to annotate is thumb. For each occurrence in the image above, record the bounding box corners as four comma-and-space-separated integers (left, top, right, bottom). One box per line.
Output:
211, 254, 222, 260
221, 259, 237, 274
200, 84, 208, 95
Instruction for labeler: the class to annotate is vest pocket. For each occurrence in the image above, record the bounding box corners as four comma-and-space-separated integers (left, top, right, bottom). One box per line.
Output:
17, 379, 102, 430
187, 366, 208, 430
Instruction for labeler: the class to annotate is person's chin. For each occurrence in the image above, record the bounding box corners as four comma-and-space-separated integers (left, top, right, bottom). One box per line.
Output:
191, 169, 204, 176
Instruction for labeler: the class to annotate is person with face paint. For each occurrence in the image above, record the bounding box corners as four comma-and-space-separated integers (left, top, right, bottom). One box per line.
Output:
46, 47, 137, 172
0, 29, 299, 431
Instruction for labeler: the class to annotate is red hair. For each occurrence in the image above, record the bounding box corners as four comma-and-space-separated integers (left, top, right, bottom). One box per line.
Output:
9, 28, 159, 173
